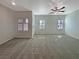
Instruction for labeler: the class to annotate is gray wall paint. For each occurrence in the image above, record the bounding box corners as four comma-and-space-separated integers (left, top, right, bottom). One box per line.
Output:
34, 15, 65, 34
0, 4, 16, 44
65, 10, 79, 39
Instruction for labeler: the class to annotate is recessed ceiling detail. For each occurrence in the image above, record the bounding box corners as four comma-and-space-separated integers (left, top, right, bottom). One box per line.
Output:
0, 0, 79, 15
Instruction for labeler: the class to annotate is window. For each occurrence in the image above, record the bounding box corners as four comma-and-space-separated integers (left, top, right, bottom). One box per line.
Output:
18, 19, 23, 31
39, 20, 45, 29
23, 18, 28, 31
57, 20, 64, 29
18, 24, 23, 31
18, 18, 29, 32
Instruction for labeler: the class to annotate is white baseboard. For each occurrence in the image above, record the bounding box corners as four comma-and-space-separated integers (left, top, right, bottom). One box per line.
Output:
0, 37, 14, 45
65, 33, 79, 40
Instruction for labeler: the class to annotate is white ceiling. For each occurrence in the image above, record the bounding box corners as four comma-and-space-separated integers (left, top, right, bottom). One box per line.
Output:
0, 0, 79, 15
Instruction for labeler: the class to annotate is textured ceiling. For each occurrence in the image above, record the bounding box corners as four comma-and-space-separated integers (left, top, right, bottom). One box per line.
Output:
0, 0, 79, 15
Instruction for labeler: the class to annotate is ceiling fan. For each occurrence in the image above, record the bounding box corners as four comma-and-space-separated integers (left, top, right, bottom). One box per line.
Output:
50, 6, 65, 14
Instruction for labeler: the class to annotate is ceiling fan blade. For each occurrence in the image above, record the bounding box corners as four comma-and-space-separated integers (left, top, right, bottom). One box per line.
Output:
59, 6, 65, 10
51, 9, 56, 11
59, 11, 65, 12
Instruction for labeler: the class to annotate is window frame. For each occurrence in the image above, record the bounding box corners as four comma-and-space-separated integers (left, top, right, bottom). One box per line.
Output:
17, 18, 29, 32
39, 20, 45, 29
57, 20, 64, 30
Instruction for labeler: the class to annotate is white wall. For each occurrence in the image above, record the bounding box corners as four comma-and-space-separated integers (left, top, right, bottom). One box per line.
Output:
0, 4, 16, 44
34, 15, 65, 34
32, 14, 35, 36
65, 10, 79, 39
